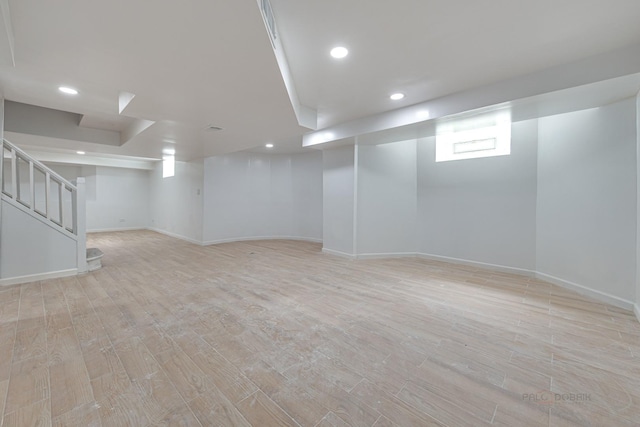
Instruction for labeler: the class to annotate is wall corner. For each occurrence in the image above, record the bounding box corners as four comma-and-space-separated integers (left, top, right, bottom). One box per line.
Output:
636, 90, 640, 317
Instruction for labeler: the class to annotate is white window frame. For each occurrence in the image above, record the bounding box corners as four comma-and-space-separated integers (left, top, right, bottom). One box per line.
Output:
436, 112, 511, 162
163, 155, 175, 178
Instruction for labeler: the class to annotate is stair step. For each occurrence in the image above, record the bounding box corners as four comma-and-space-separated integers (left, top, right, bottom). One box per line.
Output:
86, 248, 104, 271
86, 248, 104, 261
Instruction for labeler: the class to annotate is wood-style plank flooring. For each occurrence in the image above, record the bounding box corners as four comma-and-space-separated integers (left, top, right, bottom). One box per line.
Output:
1, 230, 639, 426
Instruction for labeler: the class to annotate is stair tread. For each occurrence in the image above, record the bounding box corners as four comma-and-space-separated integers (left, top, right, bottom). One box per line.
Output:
86, 247, 104, 261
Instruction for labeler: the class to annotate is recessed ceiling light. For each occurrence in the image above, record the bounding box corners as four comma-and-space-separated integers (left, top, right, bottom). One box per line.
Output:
390, 93, 405, 101
76, 151, 85, 155
330, 46, 349, 59
265, 143, 274, 148
59, 86, 78, 95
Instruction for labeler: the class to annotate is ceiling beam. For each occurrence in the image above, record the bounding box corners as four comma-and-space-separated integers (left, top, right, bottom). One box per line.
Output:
256, 0, 317, 130
4, 101, 121, 146
304, 42, 640, 148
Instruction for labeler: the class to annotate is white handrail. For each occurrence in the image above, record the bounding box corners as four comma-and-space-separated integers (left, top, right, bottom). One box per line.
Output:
2, 139, 76, 189
1, 138, 78, 236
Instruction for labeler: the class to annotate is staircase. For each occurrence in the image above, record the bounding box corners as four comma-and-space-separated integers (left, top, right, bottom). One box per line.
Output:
0, 138, 99, 286
86, 247, 104, 272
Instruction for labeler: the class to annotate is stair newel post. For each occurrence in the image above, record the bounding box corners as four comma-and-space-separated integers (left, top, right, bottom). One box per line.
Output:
74, 177, 88, 273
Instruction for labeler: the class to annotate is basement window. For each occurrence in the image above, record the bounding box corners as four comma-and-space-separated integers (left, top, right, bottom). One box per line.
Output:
163, 155, 175, 178
436, 111, 511, 162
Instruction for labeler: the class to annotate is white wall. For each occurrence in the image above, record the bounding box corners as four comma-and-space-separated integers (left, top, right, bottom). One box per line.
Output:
317, 105, 636, 307
637, 92, 640, 314
323, 146, 356, 256
0, 99, 4, 279
1, 198, 77, 278
292, 152, 323, 240
149, 160, 204, 244
537, 99, 637, 304
356, 140, 417, 256
202, 151, 322, 244
88, 167, 149, 231
417, 120, 539, 271
47, 164, 150, 232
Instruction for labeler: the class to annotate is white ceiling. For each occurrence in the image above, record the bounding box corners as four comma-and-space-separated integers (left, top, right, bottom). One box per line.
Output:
271, 0, 640, 127
1, 0, 640, 164
0, 0, 305, 161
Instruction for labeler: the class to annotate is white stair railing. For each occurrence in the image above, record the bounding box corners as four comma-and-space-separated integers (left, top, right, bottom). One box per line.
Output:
1, 138, 87, 274
2, 138, 79, 235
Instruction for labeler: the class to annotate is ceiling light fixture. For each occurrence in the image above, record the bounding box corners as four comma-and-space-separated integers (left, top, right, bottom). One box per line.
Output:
390, 93, 405, 100
59, 86, 78, 95
76, 151, 85, 155
330, 46, 349, 59
265, 143, 274, 148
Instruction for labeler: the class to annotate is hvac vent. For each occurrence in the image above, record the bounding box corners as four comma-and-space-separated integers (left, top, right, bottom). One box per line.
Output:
261, 0, 277, 48
206, 125, 223, 131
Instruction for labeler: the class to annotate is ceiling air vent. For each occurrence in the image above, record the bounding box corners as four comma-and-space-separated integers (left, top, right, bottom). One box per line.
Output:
205, 125, 223, 132
261, 0, 277, 48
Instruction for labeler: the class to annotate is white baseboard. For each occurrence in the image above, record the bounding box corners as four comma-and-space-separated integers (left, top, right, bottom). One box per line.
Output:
417, 252, 536, 277
202, 236, 323, 246
415, 253, 634, 313
356, 252, 417, 260
147, 229, 324, 247
322, 248, 356, 259
88, 227, 147, 233
0, 268, 78, 287
356, 251, 635, 317
147, 228, 204, 246
535, 272, 634, 311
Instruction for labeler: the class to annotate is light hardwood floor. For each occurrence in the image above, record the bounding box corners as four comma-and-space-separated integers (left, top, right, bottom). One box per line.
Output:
0, 230, 639, 426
